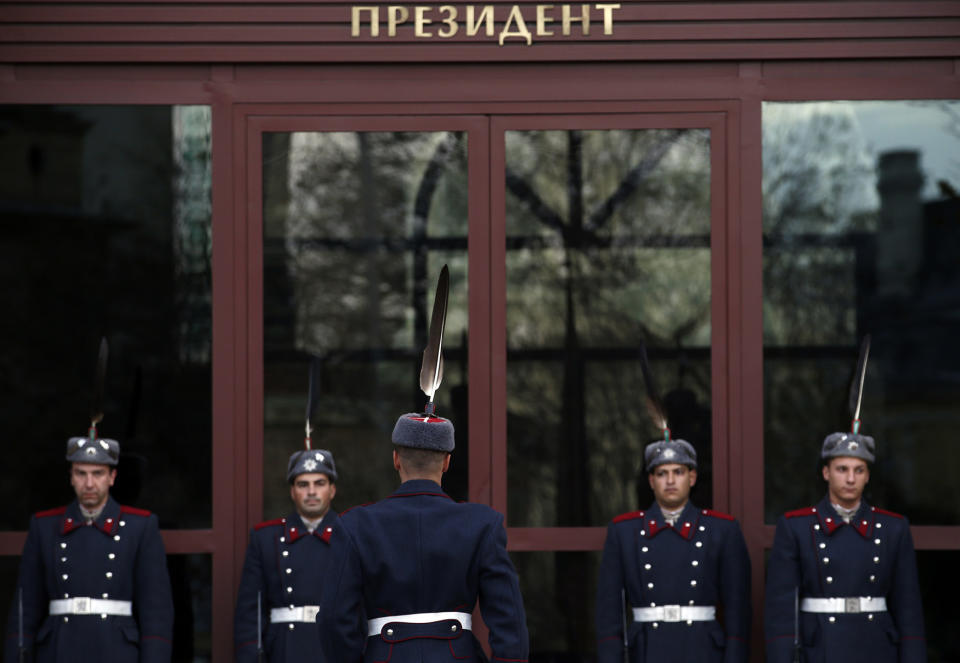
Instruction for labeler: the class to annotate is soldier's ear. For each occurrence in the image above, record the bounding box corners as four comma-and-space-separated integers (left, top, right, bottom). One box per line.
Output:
688, 469, 697, 487
821, 464, 830, 482
441, 454, 451, 474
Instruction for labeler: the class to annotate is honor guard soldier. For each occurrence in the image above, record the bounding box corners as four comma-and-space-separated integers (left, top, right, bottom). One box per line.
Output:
765, 336, 926, 662
234, 360, 339, 662
596, 344, 751, 663
5, 339, 174, 663
317, 266, 529, 663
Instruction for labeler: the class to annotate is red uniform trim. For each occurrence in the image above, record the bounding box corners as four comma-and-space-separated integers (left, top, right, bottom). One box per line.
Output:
784, 506, 817, 519
702, 508, 735, 521
872, 506, 904, 519
386, 491, 453, 500
254, 517, 285, 530
320, 527, 333, 544
34, 506, 67, 518
340, 503, 373, 516
612, 510, 645, 524
120, 505, 152, 517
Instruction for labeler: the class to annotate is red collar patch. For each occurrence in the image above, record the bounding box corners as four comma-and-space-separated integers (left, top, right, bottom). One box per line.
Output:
819, 510, 872, 538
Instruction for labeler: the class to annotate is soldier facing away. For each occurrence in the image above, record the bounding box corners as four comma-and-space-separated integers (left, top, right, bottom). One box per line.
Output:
764, 337, 926, 662
316, 265, 529, 662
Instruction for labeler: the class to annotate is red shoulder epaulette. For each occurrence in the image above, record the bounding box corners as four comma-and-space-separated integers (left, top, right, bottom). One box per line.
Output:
254, 517, 285, 531
784, 506, 817, 519
612, 510, 645, 524
35, 506, 67, 519
702, 509, 735, 521
871, 507, 904, 519
120, 505, 152, 517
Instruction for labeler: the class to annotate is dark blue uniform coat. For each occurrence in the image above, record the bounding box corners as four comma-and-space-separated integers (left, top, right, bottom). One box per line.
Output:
765, 496, 926, 663
317, 479, 529, 663
4, 497, 174, 663
596, 502, 751, 663
234, 511, 338, 662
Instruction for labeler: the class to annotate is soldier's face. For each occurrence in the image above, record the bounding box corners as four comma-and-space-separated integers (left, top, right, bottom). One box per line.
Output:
822, 457, 869, 508
648, 463, 696, 510
290, 473, 336, 520
70, 463, 116, 510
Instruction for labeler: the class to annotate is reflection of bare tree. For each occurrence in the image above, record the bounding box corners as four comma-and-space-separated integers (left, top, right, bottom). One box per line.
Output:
505, 128, 694, 652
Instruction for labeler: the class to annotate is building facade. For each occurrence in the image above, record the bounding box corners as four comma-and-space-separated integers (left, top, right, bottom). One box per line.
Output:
1, 2, 959, 660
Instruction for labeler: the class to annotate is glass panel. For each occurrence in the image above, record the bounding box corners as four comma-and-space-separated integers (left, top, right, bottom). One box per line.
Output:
511, 550, 601, 661
0, 105, 213, 530
762, 101, 960, 524
1, 553, 211, 662
505, 128, 712, 527
262, 131, 469, 514
918, 550, 960, 662
169, 554, 213, 662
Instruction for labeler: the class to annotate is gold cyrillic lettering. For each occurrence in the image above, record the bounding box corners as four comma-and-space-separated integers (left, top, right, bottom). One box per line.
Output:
536, 5, 555, 37
595, 3, 620, 35
351, 6, 380, 37
499, 5, 532, 45
414, 6, 433, 37
561, 3, 590, 36
387, 5, 409, 37
438, 5, 458, 38
466, 5, 494, 37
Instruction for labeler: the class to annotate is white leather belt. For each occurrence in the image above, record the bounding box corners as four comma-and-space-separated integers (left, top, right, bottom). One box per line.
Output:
367, 611, 473, 636
801, 597, 887, 614
270, 605, 320, 623
633, 605, 716, 622
49, 598, 132, 616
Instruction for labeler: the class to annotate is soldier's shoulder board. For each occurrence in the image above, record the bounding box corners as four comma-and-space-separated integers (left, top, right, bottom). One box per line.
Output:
254, 517, 286, 531
612, 510, 645, 524
784, 506, 817, 519
701, 508, 735, 521
120, 505, 152, 518
871, 506, 904, 519
35, 506, 67, 519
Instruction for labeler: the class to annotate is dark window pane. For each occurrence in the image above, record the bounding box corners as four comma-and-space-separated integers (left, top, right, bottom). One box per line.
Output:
1, 552, 211, 662
262, 131, 469, 513
511, 550, 601, 662
762, 101, 960, 524
169, 554, 212, 662
505, 128, 712, 527
0, 105, 212, 530
917, 550, 960, 663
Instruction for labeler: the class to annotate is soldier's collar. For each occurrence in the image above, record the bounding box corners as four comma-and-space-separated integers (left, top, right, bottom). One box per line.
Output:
62, 497, 121, 536
644, 502, 699, 540
285, 511, 336, 544
389, 479, 451, 500
817, 497, 873, 537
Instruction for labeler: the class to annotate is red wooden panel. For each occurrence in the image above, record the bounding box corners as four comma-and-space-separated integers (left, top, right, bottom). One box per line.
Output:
2, 1, 959, 63
506, 527, 608, 551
